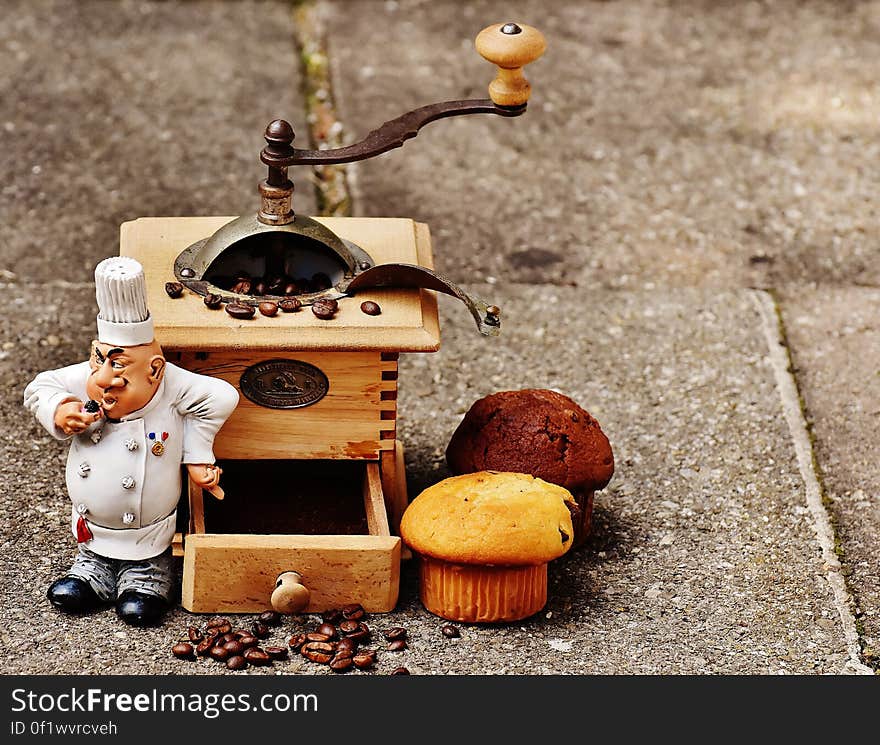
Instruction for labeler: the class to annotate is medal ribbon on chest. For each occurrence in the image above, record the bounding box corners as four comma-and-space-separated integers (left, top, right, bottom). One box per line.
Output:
75, 504, 93, 543
149, 431, 169, 456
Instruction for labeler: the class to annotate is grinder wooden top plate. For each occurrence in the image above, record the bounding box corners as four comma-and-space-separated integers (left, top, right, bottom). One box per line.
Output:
120, 216, 441, 352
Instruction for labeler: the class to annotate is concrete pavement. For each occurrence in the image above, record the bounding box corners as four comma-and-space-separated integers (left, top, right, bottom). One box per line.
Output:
1, 0, 877, 674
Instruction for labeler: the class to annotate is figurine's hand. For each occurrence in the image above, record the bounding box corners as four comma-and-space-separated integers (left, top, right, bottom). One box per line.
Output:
54, 399, 102, 435
187, 463, 225, 500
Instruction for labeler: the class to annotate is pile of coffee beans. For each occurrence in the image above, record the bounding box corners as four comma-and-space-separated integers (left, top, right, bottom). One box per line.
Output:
170, 605, 462, 674
170, 611, 287, 671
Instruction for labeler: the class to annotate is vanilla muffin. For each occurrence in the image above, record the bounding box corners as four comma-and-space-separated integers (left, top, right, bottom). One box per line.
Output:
400, 471, 576, 623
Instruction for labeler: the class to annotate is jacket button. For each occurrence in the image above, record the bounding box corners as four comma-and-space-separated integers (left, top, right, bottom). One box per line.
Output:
77, 463, 90, 478
124, 438, 139, 451
121, 476, 135, 490
76, 503, 88, 515
122, 512, 135, 525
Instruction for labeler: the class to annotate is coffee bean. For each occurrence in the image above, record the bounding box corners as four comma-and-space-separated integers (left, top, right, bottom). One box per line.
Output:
253, 280, 266, 296
279, 297, 301, 312
83, 400, 101, 414
209, 646, 230, 662
231, 279, 252, 295
388, 639, 407, 652
165, 282, 184, 299
226, 655, 247, 670
215, 633, 235, 646
265, 646, 289, 660
172, 642, 194, 660
204, 293, 223, 309
207, 617, 230, 629
244, 648, 272, 666
360, 301, 381, 316
312, 272, 332, 291
187, 627, 203, 643
311, 298, 338, 320
348, 622, 371, 643
305, 632, 331, 643
224, 641, 245, 656
441, 624, 460, 639
288, 633, 307, 651
259, 610, 281, 626
233, 628, 251, 639
251, 622, 269, 639
329, 654, 353, 673
195, 638, 214, 656
238, 636, 259, 649
337, 637, 358, 654
341, 603, 365, 621
258, 301, 278, 317
266, 276, 285, 294
226, 302, 255, 319
390, 667, 410, 675
301, 642, 334, 664
316, 623, 338, 640
321, 608, 343, 624
383, 627, 407, 641
338, 620, 358, 635
283, 282, 299, 296
352, 650, 376, 670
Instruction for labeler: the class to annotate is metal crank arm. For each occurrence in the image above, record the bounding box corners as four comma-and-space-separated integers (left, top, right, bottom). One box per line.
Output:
343, 263, 501, 336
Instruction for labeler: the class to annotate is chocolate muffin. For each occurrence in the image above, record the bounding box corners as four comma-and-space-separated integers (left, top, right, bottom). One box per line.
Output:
446, 389, 613, 546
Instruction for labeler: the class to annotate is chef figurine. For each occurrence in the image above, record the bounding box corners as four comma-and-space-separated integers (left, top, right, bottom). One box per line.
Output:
23, 257, 239, 626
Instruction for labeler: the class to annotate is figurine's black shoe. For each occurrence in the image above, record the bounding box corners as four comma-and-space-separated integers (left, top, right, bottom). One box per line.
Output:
116, 591, 168, 627
46, 577, 100, 614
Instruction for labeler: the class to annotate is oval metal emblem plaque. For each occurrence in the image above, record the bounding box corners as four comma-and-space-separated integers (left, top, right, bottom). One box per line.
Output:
240, 359, 329, 409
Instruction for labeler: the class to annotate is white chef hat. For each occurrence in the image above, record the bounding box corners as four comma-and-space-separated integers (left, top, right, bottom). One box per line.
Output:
94, 257, 155, 346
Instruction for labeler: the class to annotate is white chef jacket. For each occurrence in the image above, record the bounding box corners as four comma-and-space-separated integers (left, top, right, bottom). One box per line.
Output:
24, 361, 239, 560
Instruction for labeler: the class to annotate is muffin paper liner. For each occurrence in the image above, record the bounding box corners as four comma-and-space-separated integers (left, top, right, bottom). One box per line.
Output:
418, 556, 547, 623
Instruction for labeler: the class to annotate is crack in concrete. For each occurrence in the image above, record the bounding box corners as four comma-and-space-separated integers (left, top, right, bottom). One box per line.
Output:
751, 289, 874, 675
291, 0, 353, 218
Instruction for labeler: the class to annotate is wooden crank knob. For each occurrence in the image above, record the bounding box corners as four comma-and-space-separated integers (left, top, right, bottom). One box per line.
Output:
475, 22, 546, 107
271, 571, 310, 614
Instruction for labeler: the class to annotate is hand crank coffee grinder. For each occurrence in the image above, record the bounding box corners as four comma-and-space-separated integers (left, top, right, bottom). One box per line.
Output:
116, 22, 545, 616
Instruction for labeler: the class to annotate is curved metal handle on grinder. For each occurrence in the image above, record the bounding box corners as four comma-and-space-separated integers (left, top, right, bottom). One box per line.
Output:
344, 263, 501, 336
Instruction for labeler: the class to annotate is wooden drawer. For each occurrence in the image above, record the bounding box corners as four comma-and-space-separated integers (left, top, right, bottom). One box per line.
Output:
181, 460, 401, 613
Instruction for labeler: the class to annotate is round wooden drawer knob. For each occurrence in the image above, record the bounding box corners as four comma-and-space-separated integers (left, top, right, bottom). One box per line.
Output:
475, 22, 546, 107
271, 571, 310, 614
